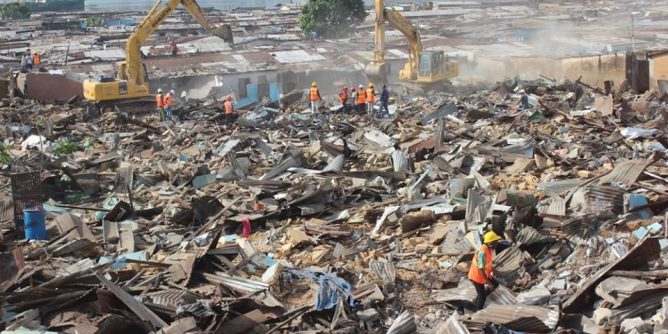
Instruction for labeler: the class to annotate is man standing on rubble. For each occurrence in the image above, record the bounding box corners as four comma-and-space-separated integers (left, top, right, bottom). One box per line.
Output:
468, 231, 501, 310
23, 53, 33, 71
32, 52, 41, 68
339, 87, 349, 113
356, 85, 366, 113
164, 90, 175, 121
156, 88, 165, 121
310, 82, 321, 113
518, 90, 531, 110
224, 95, 236, 125
366, 83, 376, 115
380, 84, 390, 118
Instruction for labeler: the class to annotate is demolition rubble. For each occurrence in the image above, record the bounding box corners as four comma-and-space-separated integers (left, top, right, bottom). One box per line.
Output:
2, 77, 668, 333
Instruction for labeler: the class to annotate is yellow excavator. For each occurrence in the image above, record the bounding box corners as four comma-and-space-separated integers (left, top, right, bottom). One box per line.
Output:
83, 0, 232, 112
365, 0, 458, 85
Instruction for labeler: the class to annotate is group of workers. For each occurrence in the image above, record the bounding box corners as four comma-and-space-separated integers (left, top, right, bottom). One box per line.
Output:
155, 89, 176, 121
309, 81, 391, 118
20, 50, 41, 71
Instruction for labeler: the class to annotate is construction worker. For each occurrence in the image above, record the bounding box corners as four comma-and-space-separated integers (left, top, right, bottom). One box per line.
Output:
309, 82, 321, 113
32, 52, 41, 67
164, 90, 174, 120
338, 87, 349, 113
224, 95, 235, 125
468, 231, 501, 310
366, 83, 376, 115
156, 88, 165, 121
356, 84, 366, 113
22, 53, 33, 71
380, 84, 390, 118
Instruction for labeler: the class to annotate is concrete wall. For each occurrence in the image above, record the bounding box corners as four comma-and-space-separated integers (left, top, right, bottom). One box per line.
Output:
19, 73, 83, 104
649, 53, 668, 91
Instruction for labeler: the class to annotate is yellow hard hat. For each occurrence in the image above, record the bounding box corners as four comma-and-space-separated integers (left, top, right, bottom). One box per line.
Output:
483, 231, 501, 244
312, 82, 317, 87
369, 83, 374, 88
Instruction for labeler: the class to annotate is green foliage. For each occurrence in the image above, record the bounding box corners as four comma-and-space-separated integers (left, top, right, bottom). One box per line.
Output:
1, 2, 31, 21
53, 140, 77, 157
85, 17, 102, 27
299, 0, 367, 38
0, 145, 11, 165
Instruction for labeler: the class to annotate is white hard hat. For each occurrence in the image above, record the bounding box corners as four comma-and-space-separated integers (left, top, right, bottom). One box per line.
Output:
170, 90, 175, 94
359, 85, 363, 88
157, 88, 163, 93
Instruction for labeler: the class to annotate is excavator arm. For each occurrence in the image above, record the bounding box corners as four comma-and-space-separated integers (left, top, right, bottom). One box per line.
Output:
366, 0, 423, 82
125, 0, 232, 86
384, 8, 422, 80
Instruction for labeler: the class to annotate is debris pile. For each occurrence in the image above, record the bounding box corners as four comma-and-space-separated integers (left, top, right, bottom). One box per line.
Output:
2, 78, 668, 333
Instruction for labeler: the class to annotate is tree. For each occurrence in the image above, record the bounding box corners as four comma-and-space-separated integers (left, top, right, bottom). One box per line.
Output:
299, 0, 367, 38
1, 2, 30, 21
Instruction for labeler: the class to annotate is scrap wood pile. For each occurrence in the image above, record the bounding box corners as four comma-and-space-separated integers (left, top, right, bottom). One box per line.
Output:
2, 78, 668, 333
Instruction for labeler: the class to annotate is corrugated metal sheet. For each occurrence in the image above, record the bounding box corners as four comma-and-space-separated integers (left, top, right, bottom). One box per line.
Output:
571, 185, 624, 214
493, 245, 525, 285
471, 304, 559, 333
515, 226, 554, 246
486, 285, 517, 306
145, 289, 199, 308
201, 272, 269, 293
323, 155, 345, 173
442, 314, 471, 334
466, 189, 493, 223
563, 237, 660, 313
599, 159, 651, 188
537, 196, 566, 216
433, 280, 477, 304
392, 149, 409, 172
536, 178, 582, 196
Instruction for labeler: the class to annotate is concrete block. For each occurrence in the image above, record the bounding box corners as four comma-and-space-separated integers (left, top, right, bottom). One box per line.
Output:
516, 285, 551, 305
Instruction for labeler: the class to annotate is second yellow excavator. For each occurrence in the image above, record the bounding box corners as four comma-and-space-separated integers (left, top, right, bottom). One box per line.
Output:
365, 0, 458, 85
83, 0, 232, 112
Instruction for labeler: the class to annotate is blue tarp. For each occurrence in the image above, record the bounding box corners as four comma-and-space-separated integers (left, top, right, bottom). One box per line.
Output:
291, 270, 354, 310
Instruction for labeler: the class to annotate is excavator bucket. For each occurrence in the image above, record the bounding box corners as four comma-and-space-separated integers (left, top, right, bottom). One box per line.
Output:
213, 24, 234, 44
365, 62, 388, 85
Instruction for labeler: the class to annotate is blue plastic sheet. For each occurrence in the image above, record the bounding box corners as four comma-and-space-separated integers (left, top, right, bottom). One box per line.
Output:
291, 270, 354, 310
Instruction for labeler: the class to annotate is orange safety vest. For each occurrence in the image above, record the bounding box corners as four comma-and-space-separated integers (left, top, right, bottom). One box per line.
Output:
468, 244, 494, 284
224, 100, 233, 114
339, 90, 348, 103
357, 88, 366, 105
32, 54, 40, 65
310, 87, 320, 101
366, 88, 375, 103
164, 94, 173, 107
156, 93, 164, 107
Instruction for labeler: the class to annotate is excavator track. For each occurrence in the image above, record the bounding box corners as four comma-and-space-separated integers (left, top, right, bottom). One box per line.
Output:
88, 97, 156, 116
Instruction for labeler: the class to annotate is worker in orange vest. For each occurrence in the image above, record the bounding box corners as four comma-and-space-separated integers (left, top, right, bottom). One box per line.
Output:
163, 90, 174, 120
468, 231, 501, 310
224, 95, 236, 126
356, 84, 366, 112
309, 82, 321, 113
32, 52, 41, 67
156, 89, 165, 121
366, 83, 376, 115
338, 87, 349, 113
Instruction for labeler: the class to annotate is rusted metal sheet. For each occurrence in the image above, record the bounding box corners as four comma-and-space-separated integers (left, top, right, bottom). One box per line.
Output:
599, 158, 652, 188
0, 246, 24, 293
95, 272, 168, 329
537, 196, 566, 216
563, 237, 661, 313
471, 304, 559, 333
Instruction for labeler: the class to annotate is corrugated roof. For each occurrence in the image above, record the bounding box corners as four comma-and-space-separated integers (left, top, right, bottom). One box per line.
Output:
471, 304, 559, 333
486, 285, 517, 306
537, 196, 566, 216
599, 159, 652, 188
536, 178, 583, 196
515, 226, 554, 246
493, 245, 525, 284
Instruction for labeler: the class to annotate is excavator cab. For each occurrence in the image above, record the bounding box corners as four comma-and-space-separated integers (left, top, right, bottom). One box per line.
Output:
416, 51, 459, 84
